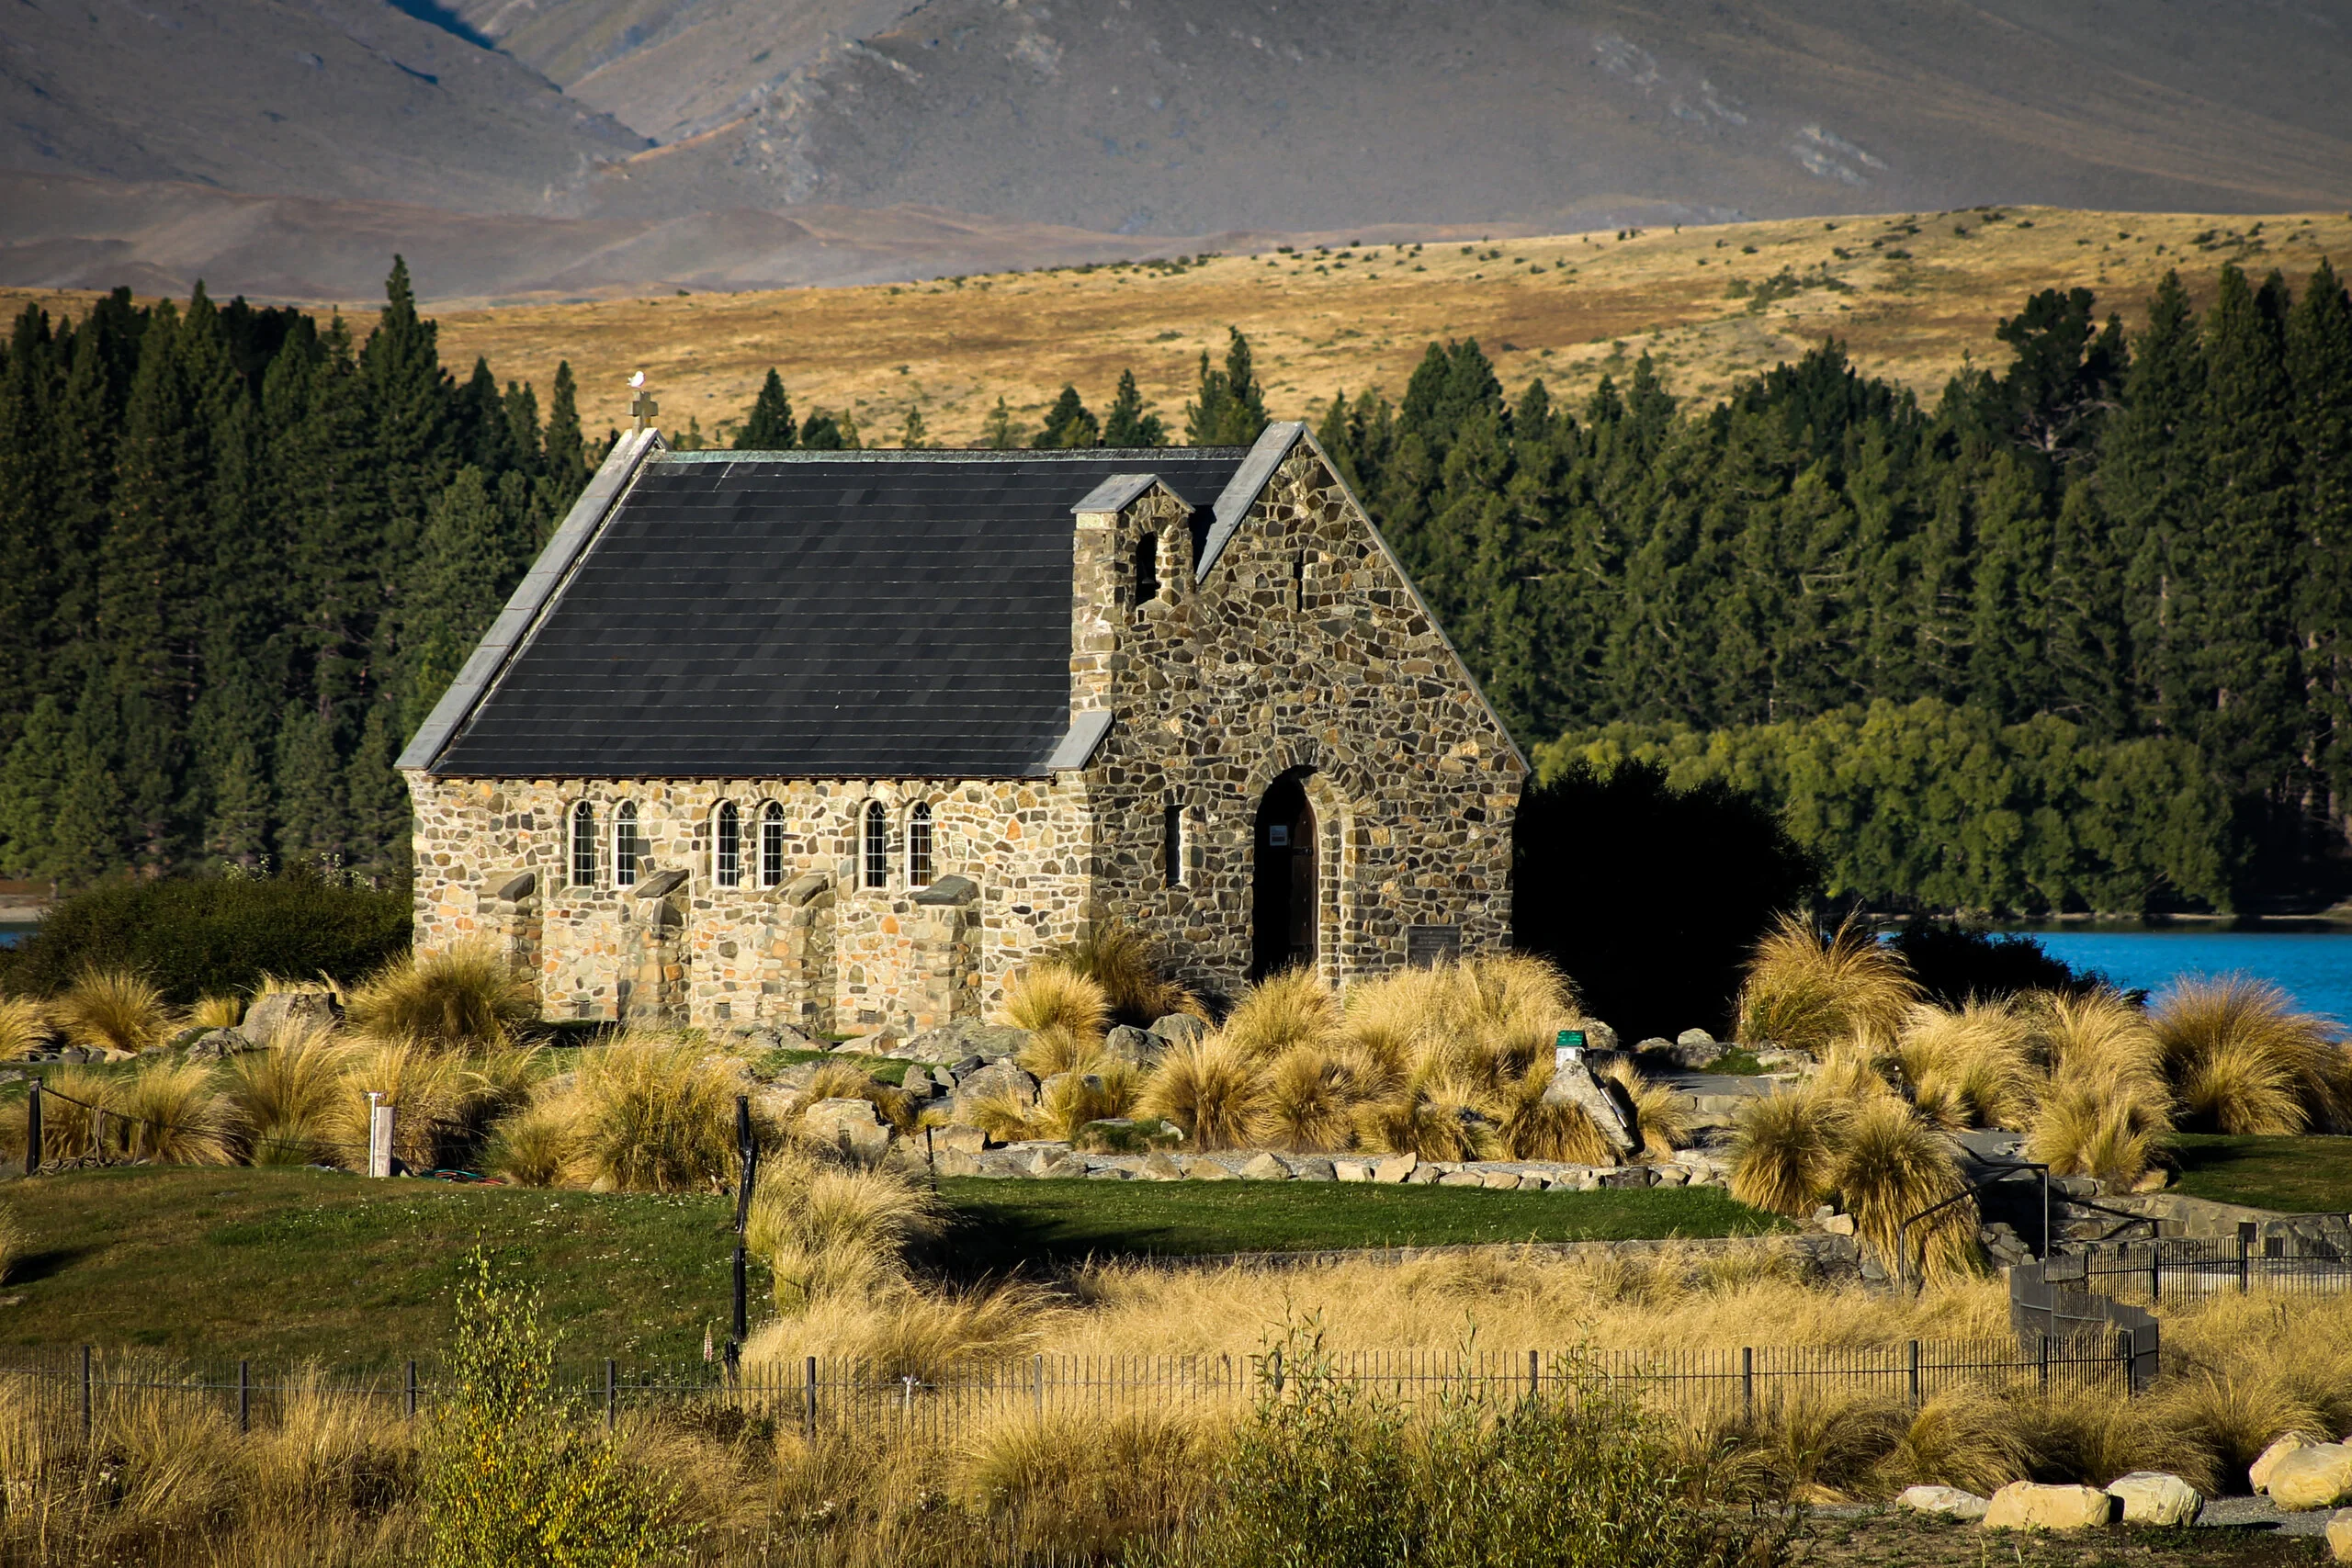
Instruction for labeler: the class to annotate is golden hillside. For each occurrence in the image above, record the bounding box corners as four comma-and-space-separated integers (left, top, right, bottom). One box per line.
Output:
11, 207, 2347, 446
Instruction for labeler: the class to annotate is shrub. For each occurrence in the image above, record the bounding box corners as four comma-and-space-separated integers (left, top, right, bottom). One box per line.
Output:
2154, 976, 2348, 1134
566, 1037, 742, 1192
0, 872, 409, 1004
1140, 1033, 1264, 1150
1736, 914, 1917, 1055
1889, 924, 2105, 1007
345, 944, 537, 1052
226, 1030, 349, 1165
55, 967, 174, 1055
2034, 987, 2168, 1111
1004, 964, 1111, 1043
424, 1252, 695, 1568
114, 1059, 235, 1165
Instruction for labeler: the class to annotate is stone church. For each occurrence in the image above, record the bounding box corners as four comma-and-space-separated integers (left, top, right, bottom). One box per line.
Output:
399, 418, 1527, 1037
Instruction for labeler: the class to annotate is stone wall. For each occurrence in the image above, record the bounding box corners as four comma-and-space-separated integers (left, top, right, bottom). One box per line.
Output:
405, 773, 1093, 1032
1074, 440, 1524, 997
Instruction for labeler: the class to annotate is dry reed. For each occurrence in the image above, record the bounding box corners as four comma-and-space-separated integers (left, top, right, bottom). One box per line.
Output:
1736, 914, 1917, 1056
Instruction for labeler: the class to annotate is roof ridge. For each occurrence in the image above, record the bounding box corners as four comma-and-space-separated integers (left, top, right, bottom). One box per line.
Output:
657, 446, 1249, 464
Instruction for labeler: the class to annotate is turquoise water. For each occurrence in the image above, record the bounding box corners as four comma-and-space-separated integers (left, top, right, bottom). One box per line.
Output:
2020, 929, 2352, 1025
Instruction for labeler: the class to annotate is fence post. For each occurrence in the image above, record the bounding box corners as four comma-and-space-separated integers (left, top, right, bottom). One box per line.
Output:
804, 1356, 818, 1438
24, 1077, 40, 1176
2149, 1243, 2160, 1306
605, 1359, 617, 1428
1034, 1353, 1046, 1417
80, 1345, 91, 1443
1741, 1347, 1754, 1423
1907, 1340, 1921, 1407
2039, 1333, 2051, 1394
238, 1359, 250, 1434
1528, 1348, 1539, 1399
2238, 1222, 2255, 1294
406, 1359, 418, 1420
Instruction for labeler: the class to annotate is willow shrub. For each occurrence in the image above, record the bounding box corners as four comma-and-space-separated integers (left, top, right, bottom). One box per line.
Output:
1168, 1324, 1794, 1568
424, 1253, 694, 1568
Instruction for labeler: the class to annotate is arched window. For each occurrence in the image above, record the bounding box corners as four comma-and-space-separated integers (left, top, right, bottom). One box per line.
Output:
1162, 799, 1185, 889
569, 801, 595, 889
862, 801, 888, 889
613, 802, 639, 889
907, 801, 934, 887
761, 802, 786, 889
1134, 532, 1160, 607
714, 800, 741, 887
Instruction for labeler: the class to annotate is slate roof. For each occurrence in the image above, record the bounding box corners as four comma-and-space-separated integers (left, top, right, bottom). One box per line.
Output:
420, 446, 1255, 780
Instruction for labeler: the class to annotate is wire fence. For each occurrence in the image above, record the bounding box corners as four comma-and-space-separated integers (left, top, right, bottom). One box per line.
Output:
2047, 1230, 2352, 1308
0, 1336, 2144, 1450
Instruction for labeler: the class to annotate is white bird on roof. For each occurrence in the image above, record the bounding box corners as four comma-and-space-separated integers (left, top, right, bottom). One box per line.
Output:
628, 370, 646, 389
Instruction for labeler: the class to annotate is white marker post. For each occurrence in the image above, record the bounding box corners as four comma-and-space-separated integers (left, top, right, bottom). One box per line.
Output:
367, 1092, 394, 1178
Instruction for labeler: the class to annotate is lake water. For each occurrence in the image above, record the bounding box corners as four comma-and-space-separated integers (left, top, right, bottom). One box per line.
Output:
2019, 928, 2352, 1025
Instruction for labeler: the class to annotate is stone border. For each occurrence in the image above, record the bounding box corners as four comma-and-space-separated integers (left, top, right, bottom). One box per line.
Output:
928, 1143, 1736, 1190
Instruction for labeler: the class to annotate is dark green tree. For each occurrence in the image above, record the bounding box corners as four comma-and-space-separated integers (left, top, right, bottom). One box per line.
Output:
735, 369, 797, 449
1035, 384, 1101, 448
1101, 370, 1166, 446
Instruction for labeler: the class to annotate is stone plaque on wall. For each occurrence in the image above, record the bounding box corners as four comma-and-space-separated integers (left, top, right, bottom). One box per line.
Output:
1405, 923, 1462, 968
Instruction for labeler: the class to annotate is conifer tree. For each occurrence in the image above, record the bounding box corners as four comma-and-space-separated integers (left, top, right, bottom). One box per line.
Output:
0, 695, 71, 876
544, 361, 587, 503
1035, 384, 1101, 448
2290, 260, 2352, 825
1102, 370, 1166, 446
798, 411, 847, 450
2110, 273, 2207, 732
736, 369, 797, 449
981, 397, 1023, 450
898, 405, 928, 449
1184, 329, 1270, 446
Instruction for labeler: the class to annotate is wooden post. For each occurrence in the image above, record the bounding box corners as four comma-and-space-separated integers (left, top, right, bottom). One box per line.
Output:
24, 1078, 40, 1176
1034, 1352, 1046, 1417
605, 1359, 617, 1429
1741, 1347, 1754, 1423
238, 1359, 250, 1434
2039, 1333, 2051, 1393
80, 1346, 92, 1443
803, 1356, 818, 1438
1528, 1348, 1539, 1399
2238, 1222, 2256, 1294
367, 1096, 394, 1179
405, 1359, 418, 1420
1907, 1340, 1921, 1406
2149, 1243, 2161, 1305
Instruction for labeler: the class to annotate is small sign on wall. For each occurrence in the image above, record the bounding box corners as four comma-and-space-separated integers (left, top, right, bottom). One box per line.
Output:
1405, 923, 1462, 968
1267, 825, 1290, 847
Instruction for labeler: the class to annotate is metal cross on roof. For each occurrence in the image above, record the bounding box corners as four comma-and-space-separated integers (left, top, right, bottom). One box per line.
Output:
629, 388, 660, 430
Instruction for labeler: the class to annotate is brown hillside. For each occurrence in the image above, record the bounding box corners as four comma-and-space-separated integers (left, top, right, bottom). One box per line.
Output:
9, 207, 2346, 446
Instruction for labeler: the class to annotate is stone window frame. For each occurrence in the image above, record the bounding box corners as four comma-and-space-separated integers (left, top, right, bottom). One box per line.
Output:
613, 800, 641, 889
860, 799, 889, 890
759, 801, 786, 889
1161, 795, 1186, 890
713, 798, 742, 888
906, 799, 935, 887
567, 799, 597, 891
1133, 529, 1160, 610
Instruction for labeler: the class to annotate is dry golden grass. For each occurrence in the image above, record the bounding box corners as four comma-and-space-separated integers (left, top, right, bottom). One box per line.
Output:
55, 968, 174, 1056
749, 1150, 944, 1309
1001, 964, 1110, 1043
104, 207, 2325, 452
224, 1030, 351, 1165
114, 1060, 237, 1166
1039, 921, 1201, 1026
0, 996, 50, 1060
1223, 969, 1343, 1062
1736, 915, 1917, 1057
2154, 976, 2350, 1134
1137, 1032, 1265, 1151
344, 943, 537, 1052
1894, 999, 2034, 1130
187, 995, 243, 1032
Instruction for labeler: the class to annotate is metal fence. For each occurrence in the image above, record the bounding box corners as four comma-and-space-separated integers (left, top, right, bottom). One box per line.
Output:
2050, 1229, 2352, 1308
0, 1336, 2143, 1451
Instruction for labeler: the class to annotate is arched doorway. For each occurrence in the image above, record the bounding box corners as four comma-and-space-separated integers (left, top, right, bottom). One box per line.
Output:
1251, 770, 1317, 979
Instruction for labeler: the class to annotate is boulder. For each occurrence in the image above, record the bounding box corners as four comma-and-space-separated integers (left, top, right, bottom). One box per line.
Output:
1897, 1485, 1990, 1521
1076, 1117, 1183, 1154
2267, 1444, 2352, 1512
952, 1061, 1039, 1121
927, 1123, 987, 1156
1479, 1169, 1522, 1190
2105, 1472, 2201, 1527
185, 1029, 254, 1061
900, 1066, 937, 1099
1005, 1141, 1080, 1179
1187, 1158, 1237, 1180
1137, 1151, 1187, 1180
898, 1020, 1030, 1066
1436, 1171, 1482, 1187
1288, 1156, 1337, 1181
1333, 1159, 1373, 1182
2327, 1508, 2352, 1563
1981, 1482, 2116, 1531
1373, 1153, 1419, 1183
1148, 1013, 1209, 1048
1574, 1021, 1619, 1054
2255, 1433, 2323, 1494
1540, 1055, 1638, 1156
1102, 1025, 1161, 1066
1238, 1151, 1291, 1180
801, 1098, 892, 1163
240, 989, 341, 1045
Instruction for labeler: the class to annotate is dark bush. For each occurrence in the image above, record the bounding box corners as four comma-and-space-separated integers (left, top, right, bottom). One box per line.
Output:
0, 873, 411, 1002
1512, 761, 1817, 1042
1889, 922, 2109, 1007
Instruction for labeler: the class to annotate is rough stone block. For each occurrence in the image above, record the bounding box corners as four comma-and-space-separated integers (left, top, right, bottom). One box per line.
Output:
1897, 1485, 1989, 1520
1373, 1154, 1417, 1183
2256, 1433, 2322, 1494
1187, 1158, 1237, 1180
928, 1123, 987, 1156
1148, 1014, 1209, 1047
2267, 1444, 2352, 1512
1333, 1159, 1373, 1182
1137, 1152, 1186, 1180
1238, 1152, 1291, 1180
240, 989, 342, 1045
802, 1098, 891, 1162
1478, 1169, 1521, 1190
1436, 1171, 1483, 1187
1982, 1482, 2116, 1531
2105, 1472, 2201, 1526
2326, 1508, 2352, 1563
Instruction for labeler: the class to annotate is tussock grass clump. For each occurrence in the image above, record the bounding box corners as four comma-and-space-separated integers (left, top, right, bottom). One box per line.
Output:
1829, 1096, 1978, 1280
564, 1037, 743, 1192
114, 1059, 235, 1165
790, 1059, 916, 1136
958, 1409, 1219, 1557
1337, 965, 1446, 1092
2155, 976, 2349, 1134
1894, 998, 2033, 1129
1139, 1033, 1264, 1150
484, 1098, 578, 1188
0, 1206, 25, 1285
1872, 1386, 2031, 1496
1429, 950, 1578, 1089
1003, 964, 1111, 1043
345, 943, 537, 1052
1729, 1089, 1841, 1219
332, 1043, 463, 1171
226, 1030, 349, 1165
1261, 1044, 1357, 1151
1352, 1076, 1495, 1161
749, 1150, 944, 1307
55, 967, 174, 1056
1496, 1062, 1617, 1164
1037, 920, 1201, 1025
1736, 914, 1917, 1055
1224, 968, 1342, 1061
0, 997, 49, 1060
187, 995, 243, 1032
1036, 1063, 1142, 1142
2030, 1078, 2165, 1187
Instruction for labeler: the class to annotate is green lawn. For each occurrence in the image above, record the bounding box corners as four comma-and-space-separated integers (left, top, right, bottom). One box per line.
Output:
0, 1166, 1782, 1366
936, 1178, 1786, 1271
2170, 1133, 2352, 1213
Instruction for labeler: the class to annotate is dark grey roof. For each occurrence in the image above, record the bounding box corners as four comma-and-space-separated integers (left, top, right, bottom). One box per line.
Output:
424, 446, 1255, 779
